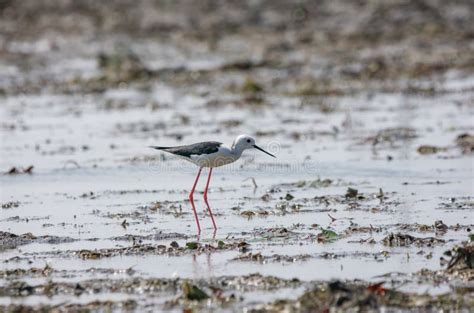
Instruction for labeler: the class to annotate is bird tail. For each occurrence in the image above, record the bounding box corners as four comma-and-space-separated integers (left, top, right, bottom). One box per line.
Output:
149, 146, 171, 150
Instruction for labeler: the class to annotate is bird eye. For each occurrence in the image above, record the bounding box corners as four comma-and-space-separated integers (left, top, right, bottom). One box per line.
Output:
247, 139, 251, 143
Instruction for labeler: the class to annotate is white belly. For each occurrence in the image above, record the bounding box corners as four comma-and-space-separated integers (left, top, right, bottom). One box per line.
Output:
188, 146, 238, 168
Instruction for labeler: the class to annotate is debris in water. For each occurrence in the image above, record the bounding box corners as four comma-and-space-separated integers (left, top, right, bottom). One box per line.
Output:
345, 188, 358, 198
217, 241, 225, 249
417, 145, 446, 154
317, 228, 338, 242
367, 282, 387, 296
4, 166, 34, 175
456, 133, 474, 154
183, 281, 209, 301
241, 77, 263, 93
241, 211, 256, 220
1, 201, 20, 209
121, 219, 129, 229
244, 177, 258, 189
62, 160, 81, 169
446, 244, 473, 272
382, 233, 445, 247
185, 242, 199, 250
434, 220, 448, 233
377, 188, 384, 201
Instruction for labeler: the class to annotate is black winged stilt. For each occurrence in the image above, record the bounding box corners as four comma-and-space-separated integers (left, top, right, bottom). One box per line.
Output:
150, 134, 276, 233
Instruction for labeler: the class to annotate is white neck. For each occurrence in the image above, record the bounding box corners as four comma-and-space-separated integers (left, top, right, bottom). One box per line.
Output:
231, 142, 246, 158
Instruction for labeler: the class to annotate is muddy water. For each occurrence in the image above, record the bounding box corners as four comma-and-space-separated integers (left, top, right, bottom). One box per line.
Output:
1, 1, 473, 311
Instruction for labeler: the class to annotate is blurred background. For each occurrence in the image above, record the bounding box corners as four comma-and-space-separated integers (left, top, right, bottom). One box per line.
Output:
1, 0, 473, 172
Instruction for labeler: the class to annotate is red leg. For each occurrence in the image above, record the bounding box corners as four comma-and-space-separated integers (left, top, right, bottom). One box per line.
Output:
203, 167, 217, 230
189, 168, 202, 233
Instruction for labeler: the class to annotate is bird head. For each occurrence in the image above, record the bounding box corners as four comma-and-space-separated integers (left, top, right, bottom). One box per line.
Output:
233, 134, 276, 158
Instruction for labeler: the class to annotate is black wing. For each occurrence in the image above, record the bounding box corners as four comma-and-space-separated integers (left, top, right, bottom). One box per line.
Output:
150, 141, 222, 158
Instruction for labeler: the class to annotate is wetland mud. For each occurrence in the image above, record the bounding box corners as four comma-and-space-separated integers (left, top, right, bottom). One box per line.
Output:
1, 0, 473, 311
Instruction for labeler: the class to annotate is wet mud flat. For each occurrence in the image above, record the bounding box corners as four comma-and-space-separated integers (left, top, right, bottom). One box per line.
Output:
1, 0, 474, 312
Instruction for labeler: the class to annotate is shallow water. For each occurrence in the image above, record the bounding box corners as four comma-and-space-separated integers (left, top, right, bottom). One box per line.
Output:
1, 87, 472, 294
1, 1, 473, 311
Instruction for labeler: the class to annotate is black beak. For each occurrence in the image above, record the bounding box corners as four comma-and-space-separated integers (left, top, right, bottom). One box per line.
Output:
253, 145, 276, 158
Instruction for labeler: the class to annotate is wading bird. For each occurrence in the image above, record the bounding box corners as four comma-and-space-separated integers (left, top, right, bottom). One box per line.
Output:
150, 134, 276, 233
